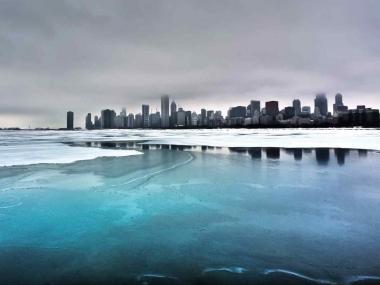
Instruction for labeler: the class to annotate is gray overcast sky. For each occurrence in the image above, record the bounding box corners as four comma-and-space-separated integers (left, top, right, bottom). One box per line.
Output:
1, 0, 380, 128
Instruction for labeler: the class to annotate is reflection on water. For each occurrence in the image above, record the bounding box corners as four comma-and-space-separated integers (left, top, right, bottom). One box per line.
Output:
71, 141, 376, 166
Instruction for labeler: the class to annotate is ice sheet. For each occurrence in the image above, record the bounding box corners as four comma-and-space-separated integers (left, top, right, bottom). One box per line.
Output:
1, 128, 379, 167
0, 143, 142, 167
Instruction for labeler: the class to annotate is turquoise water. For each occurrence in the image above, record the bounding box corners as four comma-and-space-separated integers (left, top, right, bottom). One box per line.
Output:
0, 145, 380, 284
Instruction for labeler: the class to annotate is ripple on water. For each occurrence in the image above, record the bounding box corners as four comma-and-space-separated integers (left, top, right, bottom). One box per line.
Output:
0, 194, 22, 209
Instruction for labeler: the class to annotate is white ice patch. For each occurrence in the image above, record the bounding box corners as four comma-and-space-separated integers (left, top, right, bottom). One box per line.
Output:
2, 128, 380, 150
0, 143, 142, 167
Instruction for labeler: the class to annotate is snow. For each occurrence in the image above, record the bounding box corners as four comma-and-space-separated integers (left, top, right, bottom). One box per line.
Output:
0, 128, 379, 167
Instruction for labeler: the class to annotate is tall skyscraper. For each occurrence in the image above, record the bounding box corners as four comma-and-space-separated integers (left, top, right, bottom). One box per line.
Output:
201, 109, 207, 126
170, 101, 177, 127
293, 99, 301, 116
85, 113, 93, 130
333, 93, 347, 114
250, 100, 261, 118
67, 111, 74, 130
314, 94, 328, 116
161, 95, 170, 128
101, 109, 116, 129
142, 104, 149, 128
265, 101, 279, 116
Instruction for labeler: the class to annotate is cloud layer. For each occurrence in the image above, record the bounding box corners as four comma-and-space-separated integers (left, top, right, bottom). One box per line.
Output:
1, 0, 380, 127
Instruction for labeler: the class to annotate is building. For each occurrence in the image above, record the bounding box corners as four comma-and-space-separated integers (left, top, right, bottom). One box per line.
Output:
85, 113, 93, 130
293, 99, 301, 116
135, 113, 143, 128
170, 101, 177, 127
200, 109, 207, 127
67, 111, 74, 130
101, 109, 116, 129
94, 115, 101, 129
333, 93, 348, 114
228, 106, 246, 118
302, 106, 311, 115
142, 104, 149, 128
191, 112, 198, 126
314, 93, 328, 116
177, 108, 186, 127
250, 100, 261, 118
265, 101, 279, 117
149, 111, 161, 128
161, 95, 170, 128
127, 113, 134, 128
284, 106, 295, 119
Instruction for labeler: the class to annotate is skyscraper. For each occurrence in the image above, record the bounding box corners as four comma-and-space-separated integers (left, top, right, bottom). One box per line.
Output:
201, 109, 207, 127
265, 101, 279, 116
85, 113, 93, 130
94, 115, 101, 129
170, 101, 177, 127
101, 109, 116, 129
314, 94, 328, 116
250, 100, 261, 118
333, 93, 347, 114
228, 106, 246, 118
67, 111, 74, 130
142, 104, 149, 128
293, 99, 301, 116
177, 108, 186, 127
161, 95, 170, 128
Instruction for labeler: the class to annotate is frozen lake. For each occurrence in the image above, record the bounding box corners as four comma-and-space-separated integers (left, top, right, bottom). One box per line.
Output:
0, 129, 379, 284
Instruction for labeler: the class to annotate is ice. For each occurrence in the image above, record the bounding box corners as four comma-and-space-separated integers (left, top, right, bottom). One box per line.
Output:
2, 128, 380, 150
0, 130, 380, 284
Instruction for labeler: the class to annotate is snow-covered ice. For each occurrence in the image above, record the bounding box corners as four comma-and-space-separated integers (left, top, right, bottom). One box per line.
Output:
0, 128, 379, 167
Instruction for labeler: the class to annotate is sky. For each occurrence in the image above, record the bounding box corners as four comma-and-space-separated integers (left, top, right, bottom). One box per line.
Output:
1, 0, 380, 128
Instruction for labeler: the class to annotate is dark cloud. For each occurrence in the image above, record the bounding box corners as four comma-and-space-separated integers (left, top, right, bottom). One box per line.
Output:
0, 0, 379, 127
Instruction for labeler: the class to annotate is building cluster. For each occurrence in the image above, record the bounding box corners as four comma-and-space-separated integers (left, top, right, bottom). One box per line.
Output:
66, 93, 379, 130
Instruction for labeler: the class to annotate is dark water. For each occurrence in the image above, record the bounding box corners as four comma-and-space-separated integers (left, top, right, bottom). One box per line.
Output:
0, 144, 380, 285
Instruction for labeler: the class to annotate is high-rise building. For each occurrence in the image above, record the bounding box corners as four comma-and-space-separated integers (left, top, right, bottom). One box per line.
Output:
142, 104, 149, 128
149, 112, 161, 128
177, 108, 186, 127
293, 99, 301, 116
250, 100, 261, 118
135, 113, 143, 128
101, 109, 116, 129
121, 107, 127, 117
333, 93, 348, 114
314, 94, 328, 116
228, 106, 246, 118
265, 101, 279, 116
191, 112, 198, 126
161, 95, 170, 128
170, 101, 177, 127
67, 111, 74, 130
201, 109, 207, 127
185, 111, 192, 127
85, 113, 93, 130
127, 113, 134, 128
94, 115, 101, 129
284, 107, 295, 119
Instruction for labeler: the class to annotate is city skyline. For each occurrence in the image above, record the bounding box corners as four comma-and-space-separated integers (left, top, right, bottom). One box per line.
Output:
63, 93, 378, 130
1, 1, 380, 128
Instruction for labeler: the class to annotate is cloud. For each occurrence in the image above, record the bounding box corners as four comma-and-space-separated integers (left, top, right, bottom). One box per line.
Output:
0, 0, 379, 127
